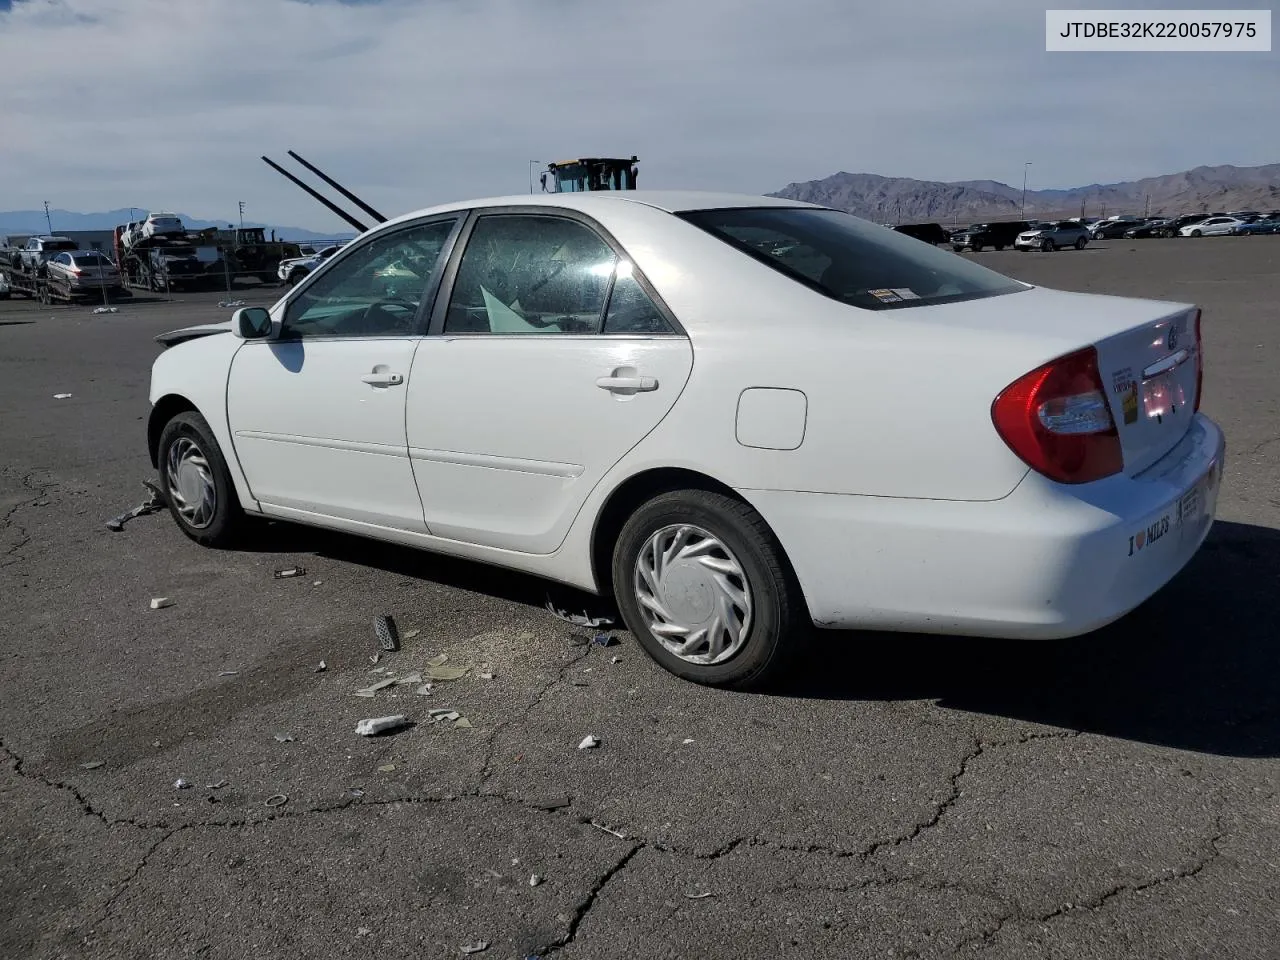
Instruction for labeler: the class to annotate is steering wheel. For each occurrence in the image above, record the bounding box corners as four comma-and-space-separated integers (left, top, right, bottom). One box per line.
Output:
332, 299, 419, 336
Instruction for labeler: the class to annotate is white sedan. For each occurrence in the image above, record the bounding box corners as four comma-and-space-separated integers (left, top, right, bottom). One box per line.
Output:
1179, 216, 1244, 237
146, 191, 1225, 689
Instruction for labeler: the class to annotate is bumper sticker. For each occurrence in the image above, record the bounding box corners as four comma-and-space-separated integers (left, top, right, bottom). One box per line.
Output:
1128, 513, 1170, 556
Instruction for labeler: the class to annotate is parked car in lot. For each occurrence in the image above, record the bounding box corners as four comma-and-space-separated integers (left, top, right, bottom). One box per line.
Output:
140, 212, 186, 241
892, 222, 951, 245
950, 221, 1030, 252
276, 242, 348, 285
1123, 220, 1172, 239
1180, 216, 1243, 237
1160, 214, 1209, 237
1234, 218, 1280, 235
0, 271, 9, 299
147, 191, 1224, 689
14, 235, 79, 274
1015, 220, 1090, 251
44, 251, 124, 293
1090, 219, 1142, 240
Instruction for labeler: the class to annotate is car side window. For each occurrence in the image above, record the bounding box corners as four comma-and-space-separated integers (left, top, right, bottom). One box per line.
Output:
282, 218, 456, 340
602, 262, 674, 334
444, 215, 617, 335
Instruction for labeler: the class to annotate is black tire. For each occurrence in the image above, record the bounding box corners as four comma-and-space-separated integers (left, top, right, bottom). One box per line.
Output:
156, 410, 246, 548
970, 243, 983, 252
611, 489, 808, 690
1041, 239, 1056, 252
994, 244, 1005, 251
1075, 236, 1087, 249
1190, 229, 1202, 237
288, 268, 308, 286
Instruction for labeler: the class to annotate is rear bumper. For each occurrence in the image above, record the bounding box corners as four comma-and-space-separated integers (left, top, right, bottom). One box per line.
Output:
744, 414, 1225, 639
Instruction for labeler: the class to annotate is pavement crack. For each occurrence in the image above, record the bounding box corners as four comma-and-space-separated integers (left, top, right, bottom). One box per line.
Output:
0, 471, 53, 570
537, 843, 644, 956
88, 829, 178, 932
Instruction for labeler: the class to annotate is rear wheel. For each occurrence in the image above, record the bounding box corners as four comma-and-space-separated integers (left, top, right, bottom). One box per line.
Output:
1074, 236, 1087, 249
157, 411, 246, 548
611, 490, 808, 690
1190, 229, 1202, 237
1041, 239, 1056, 252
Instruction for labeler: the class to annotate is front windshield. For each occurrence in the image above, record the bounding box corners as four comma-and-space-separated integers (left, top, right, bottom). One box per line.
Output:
680, 207, 1028, 311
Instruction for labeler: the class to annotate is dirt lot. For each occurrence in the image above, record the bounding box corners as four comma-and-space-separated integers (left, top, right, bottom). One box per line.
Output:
2, 236, 1278, 959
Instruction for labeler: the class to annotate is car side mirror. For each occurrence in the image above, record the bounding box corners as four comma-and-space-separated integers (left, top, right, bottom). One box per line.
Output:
235, 307, 272, 339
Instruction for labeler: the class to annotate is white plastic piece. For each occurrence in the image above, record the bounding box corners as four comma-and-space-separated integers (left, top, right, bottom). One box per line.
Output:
53, 393, 73, 399
354, 715, 410, 736
150, 597, 174, 610
578, 735, 601, 750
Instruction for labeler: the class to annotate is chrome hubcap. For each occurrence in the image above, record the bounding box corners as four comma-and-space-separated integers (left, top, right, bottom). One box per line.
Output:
633, 523, 753, 665
165, 437, 216, 529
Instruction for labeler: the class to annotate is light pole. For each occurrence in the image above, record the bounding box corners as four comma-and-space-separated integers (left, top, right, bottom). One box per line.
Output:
1020, 162, 1031, 219
43, 201, 53, 234
238, 201, 245, 229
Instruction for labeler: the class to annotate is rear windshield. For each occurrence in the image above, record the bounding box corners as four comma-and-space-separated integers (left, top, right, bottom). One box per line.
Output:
73, 253, 111, 266
47, 240, 78, 251
679, 207, 1028, 311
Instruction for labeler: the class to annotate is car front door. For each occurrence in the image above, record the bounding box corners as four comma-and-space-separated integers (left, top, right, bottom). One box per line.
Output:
405, 209, 694, 554
225, 215, 462, 531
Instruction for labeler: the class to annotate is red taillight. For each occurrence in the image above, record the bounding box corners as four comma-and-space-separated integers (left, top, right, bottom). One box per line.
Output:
991, 346, 1124, 485
1193, 308, 1203, 412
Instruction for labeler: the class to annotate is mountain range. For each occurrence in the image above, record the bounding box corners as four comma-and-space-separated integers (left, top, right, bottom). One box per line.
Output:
768, 163, 1280, 223
0, 208, 353, 244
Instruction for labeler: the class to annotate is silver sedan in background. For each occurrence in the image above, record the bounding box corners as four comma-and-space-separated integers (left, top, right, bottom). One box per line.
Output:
1014, 220, 1091, 251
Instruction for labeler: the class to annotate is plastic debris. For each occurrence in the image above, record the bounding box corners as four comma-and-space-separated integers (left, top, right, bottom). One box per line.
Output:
313, 580, 323, 586
378, 764, 396, 773
369, 653, 381, 665
610, 656, 621, 664
546, 597, 613, 628
578, 735, 601, 750
316, 661, 327, 673
354, 677, 399, 698
150, 598, 175, 610
355, 715, 411, 736
461, 943, 490, 955
92, 306, 119, 314
357, 927, 372, 938
415, 684, 434, 696
53, 393, 73, 400
79, 760, 105, 770
403, 629, 421, 640
428, 708, 460, 723
206, 780, 229, 789
531, 795, 571, 811
273, 733, 295, 743
374, 614, 401, 652
425, 665, 470, 682
218, 670, 239, 677
426, 653, 449, 667
454, 717, 473, 729
350, 788, 365, 798
264, 794, 289, 808
590, 821, 626, 839
218, 299, 247, 308
105, 480, 166, 531
273, 566, 306, 579
529, 874, 544, 887
592, 632, 618, 647
684, 891, 714, 900
392, 672, 422, 686
682, 738, 695, 745
174, 779, 192, 790
479, 672, 495, 681
570, 680, 589, 687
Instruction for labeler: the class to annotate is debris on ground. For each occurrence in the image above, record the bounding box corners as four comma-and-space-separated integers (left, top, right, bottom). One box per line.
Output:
590, 821, 626, 839
426, 664, 470, 682
531, 796, 571, 811
174, 779, 191, 790
206, 780, 229, 789
428, 708, 460, 723
461, 943, 490, 955
479, 671, 495, 681
369, 652, 381, 665
149, 598, 175, 610
683, 738, 695, 745
79, 760, 105, 770
105, 480, 166, 531
592, 632, 618, 647
392, 672, 422, 686
218, 299, 247, 308
568, 635, 590, 647
350, 788, 365, 798
374, 614, 401, 652
415, 684, 433, 696
354, 677, 399, 698
610, 656, 621, 664
355, 715, 412, 736
53, 393, 73, 400
313, 581, 323, 587
570, 680, 589, 687
273, 566, 306, 579
357, 927, 372, 938
218, 670, 239, 677
578, 735, 601, 750
92, 306, 119, 314
454, 717, 473, 729
427, 653, 448, 667
264, 794, 289, 808
273, 733, 295, 743
546, 597, 613, 629
378, 764, 396, 773
529, 874, 544, 887
315, 661, 327, 673
403, 629, 421, 640
684, 890, 714, 900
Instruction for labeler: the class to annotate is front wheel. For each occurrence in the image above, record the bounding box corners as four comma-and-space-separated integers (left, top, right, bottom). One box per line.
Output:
1075, 236, 1087, 249
1190, 229, 1202, 237
1041, 239, 1056, 252
612, 490, 808, 690
157, 410, 246, 548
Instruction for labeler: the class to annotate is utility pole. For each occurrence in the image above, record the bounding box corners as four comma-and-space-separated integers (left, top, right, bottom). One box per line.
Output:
1020, 162, 1032, 218
43, 201, 53, 234
238, 201, 246, 229
1144, 194, 1151, 217
528, 160, 542, 195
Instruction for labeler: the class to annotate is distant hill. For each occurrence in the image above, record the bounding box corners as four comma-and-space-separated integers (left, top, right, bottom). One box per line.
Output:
0, 208, 354, 244
769, 163, 1280, 223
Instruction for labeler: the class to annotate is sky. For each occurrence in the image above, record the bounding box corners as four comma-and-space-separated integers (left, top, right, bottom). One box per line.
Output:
0, 0, 1275, 231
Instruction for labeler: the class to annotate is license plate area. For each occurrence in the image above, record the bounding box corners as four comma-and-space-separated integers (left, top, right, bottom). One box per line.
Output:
1141, 371, 1188, 420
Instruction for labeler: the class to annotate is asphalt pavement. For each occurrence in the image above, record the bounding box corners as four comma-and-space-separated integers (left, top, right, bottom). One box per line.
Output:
2, 237, 1278, 959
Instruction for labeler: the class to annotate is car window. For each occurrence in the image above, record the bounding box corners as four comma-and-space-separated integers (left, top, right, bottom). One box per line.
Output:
282, 218, 456, 339
444, 215, 617, 335
602, 262, 675, 335
681, 207, 1027, 311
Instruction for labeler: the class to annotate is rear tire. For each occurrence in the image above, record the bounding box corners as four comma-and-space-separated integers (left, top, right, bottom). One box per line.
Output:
611, 490, 808, 690
1074, 236, 1087, 249
157, 411, 246, 548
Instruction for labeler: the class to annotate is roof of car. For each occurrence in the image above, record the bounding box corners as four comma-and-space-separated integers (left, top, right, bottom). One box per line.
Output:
378, 190, 821, 231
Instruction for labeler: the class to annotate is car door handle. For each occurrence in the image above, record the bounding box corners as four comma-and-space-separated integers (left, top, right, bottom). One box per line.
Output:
361, 372, 404, 386
596, 375, 658, 393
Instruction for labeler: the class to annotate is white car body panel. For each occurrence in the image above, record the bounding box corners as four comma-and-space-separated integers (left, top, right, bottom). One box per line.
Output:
147, 190, 1226, 638
1180, 217, 1243, 237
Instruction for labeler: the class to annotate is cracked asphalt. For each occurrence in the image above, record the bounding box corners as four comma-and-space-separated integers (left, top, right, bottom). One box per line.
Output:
2, 236, 1279, 959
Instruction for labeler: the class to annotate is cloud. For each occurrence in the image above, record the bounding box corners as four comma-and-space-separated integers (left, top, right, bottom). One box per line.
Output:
0, 0, 1273, 230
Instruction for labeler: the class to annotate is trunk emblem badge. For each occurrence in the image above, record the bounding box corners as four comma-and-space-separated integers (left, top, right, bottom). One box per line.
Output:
1167, 326, 1179, 350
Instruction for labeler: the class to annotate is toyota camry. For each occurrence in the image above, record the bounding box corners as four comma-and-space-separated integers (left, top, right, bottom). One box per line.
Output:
146, 191, 1224, 689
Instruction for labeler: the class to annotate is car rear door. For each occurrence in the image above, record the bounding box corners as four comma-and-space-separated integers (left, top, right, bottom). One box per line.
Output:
405, 208, 693, 554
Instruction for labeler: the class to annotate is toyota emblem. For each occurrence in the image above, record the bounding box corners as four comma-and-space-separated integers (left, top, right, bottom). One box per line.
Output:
1167, 325, 1179, 351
